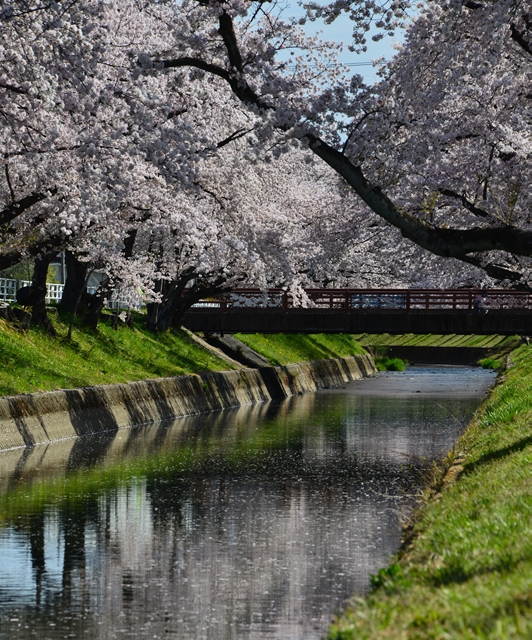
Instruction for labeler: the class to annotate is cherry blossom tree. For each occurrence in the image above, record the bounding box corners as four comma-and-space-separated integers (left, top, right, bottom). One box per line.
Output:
341, 0, 532, 283
122, 142, 350, 331
0, 1, 289, 329
0, 1, 211, 263
141, 0, 531, 286
2, 0, 530, 338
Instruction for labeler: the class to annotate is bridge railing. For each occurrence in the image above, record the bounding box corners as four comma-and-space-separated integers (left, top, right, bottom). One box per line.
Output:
195, 288, 532, 312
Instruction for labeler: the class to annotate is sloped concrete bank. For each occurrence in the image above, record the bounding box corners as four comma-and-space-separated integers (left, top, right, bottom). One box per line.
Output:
0, 354, 376, 451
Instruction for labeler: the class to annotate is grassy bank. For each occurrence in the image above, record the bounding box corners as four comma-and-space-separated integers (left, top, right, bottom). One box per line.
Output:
0, 314, 368, 396
328, 344, 532, 639
352, 333, 520, 349
233, 332, 366, 365
0, 313, 233, 396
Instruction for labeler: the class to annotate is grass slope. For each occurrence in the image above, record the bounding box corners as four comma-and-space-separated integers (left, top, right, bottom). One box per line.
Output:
233, 332, 366, 365
0, 316, 368, 396
0, 313, 232, 396
351, 333, 520, 349
328, 344, 532, 640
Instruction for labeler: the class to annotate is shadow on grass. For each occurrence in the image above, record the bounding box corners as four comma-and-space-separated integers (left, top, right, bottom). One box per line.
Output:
463, 435, 532, 473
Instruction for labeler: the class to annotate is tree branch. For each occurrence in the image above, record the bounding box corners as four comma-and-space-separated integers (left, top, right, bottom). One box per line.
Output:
162, 56, 231, 81
459, 254, 529, 288
304, 132, 532, 259
4, 158, 15, 202
510, 23, 532, 55
0, 189, 56, 226
438, 188, 491, 219
0, 233, 64, 272
161, 54, 270, 108
216, 127, 254, 149
0, 82, 27, 95
157, 8, 532, 264
219, 12, 244, 72
463, 1, 484, 9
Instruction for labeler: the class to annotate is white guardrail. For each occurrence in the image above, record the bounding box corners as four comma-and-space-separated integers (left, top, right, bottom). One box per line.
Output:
0, 278, 63, 305
0, 278, 138, 309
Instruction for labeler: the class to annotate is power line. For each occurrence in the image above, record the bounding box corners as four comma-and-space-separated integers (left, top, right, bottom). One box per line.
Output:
286, 60, 386, 69
339, 61, 378, 67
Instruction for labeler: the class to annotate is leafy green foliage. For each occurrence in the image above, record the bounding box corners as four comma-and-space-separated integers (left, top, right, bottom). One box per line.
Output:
375, 356, 407, 371
478, 356, 503, 370
0, 260, 34, 282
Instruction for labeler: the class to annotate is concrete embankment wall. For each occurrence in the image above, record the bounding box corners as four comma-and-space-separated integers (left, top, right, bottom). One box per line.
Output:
0, 354, 376, 452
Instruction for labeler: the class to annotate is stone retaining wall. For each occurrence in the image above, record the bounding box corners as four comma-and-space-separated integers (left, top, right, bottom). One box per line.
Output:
0, 354, 376, 451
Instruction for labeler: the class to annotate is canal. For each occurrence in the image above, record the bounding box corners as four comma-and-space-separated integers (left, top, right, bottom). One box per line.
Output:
0, 366, 496, 639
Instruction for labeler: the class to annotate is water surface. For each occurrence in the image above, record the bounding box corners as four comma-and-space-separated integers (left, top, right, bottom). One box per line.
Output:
0, 366, 495, 639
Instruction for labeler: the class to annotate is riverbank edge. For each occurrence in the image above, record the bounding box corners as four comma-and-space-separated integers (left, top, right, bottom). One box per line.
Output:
327, 344, 532, 639
0, 353, 376, 452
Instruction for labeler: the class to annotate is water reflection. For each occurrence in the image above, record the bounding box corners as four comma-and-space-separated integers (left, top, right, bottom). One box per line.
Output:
0, 367, 495, 639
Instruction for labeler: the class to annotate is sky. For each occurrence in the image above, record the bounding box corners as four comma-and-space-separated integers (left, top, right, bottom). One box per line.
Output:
282, 1, 406, 83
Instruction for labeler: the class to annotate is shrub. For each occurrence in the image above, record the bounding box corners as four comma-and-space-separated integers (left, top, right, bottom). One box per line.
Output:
478, 356, 502, 370
375, 356, 407, 371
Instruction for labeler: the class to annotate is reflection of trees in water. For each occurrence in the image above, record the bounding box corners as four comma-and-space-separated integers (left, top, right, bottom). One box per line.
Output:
0, 388, 484, 639
0, 467, 414, 638
28, 511, 45, 608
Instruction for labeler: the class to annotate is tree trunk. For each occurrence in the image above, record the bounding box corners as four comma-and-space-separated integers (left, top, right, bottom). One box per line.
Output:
30, 252, 57, 335
84, 280, 110, 330
146, 280, 179, 333
60, 251, 89, 314
146, 275, 230, 333
82, 229, 137, 330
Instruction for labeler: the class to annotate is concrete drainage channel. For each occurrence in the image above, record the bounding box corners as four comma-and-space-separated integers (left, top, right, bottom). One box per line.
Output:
0, 354, 376, 452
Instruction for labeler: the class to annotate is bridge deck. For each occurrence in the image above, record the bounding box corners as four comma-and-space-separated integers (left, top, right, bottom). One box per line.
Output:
182, 308, 530, 335
182, 289, 531, 335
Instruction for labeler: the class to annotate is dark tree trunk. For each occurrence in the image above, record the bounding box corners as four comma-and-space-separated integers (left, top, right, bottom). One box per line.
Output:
82, 228, 137, 330
61, 253, 115, 331
84, 279, 110, 330
30, 252, 57, 335
146, 274, 231, 333
60, 251, 90, 314
146, 280, 179, 333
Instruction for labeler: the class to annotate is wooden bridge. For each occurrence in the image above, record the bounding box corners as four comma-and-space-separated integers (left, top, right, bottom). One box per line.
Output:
182, 288, 532, 335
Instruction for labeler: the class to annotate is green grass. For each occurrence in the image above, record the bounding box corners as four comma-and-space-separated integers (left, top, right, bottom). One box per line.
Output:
478, 356, 504, 370
0, 315, 369, 396
351, 333, 521, 349
375, 356, 407, 371
327, 344, 532, 640
0, 311, 232, 396
233, 333, 366, 366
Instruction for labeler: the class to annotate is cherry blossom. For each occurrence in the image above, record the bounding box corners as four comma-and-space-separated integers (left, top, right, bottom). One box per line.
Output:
149, 0, 532, 285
